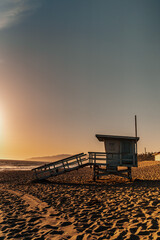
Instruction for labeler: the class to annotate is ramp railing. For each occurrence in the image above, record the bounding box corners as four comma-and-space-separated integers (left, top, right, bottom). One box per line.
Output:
88, 152, 135, 167
32, 153, 88, 180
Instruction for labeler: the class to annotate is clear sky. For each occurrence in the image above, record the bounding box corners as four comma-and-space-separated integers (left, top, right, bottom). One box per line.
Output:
0, 0, 160, 159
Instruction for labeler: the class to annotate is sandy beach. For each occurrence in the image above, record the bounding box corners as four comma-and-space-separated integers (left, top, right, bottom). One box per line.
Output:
0, 161, 160, 239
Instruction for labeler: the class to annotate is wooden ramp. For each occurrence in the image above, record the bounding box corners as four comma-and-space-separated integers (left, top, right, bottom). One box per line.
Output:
32, 153, 88, 180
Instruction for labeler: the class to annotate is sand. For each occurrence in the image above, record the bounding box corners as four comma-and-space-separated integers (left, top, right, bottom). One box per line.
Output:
0, 161, 160, 239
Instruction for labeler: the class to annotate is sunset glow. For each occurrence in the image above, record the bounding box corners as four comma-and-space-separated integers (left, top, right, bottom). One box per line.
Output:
0, 107, 4, 141
1, 0, 160, 160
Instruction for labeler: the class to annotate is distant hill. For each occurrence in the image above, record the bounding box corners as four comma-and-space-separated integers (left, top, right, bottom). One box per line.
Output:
27, 154, 71, 162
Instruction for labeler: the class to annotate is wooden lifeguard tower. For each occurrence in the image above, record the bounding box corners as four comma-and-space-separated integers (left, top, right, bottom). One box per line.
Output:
88, 116, 139, 181
89, 134, 139, 181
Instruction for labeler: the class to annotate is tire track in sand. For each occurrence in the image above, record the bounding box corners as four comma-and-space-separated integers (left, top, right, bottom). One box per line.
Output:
0, 187, 78, 240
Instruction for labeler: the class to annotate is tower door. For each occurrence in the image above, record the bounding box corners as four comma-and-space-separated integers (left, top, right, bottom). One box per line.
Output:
121, 141, 132, 160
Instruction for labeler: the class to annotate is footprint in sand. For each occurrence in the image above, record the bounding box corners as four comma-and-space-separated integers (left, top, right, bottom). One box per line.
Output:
0, 188, 77, 239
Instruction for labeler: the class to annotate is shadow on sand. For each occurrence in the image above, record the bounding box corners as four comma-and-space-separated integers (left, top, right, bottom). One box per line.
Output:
31, 178, 160, 189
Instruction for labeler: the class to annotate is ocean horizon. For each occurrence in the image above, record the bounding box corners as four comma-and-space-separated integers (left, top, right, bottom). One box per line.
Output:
0, 159, 47, 171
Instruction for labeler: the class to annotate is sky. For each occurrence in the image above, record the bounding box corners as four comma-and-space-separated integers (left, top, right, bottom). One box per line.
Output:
0, 0, 160, 159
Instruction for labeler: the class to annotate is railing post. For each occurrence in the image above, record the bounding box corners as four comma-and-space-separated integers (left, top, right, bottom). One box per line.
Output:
79, 156, 82, 165
94, 152, 96, 180
62, 160, 65, 171
76, 157, 80, 166
106, 153, 108, 169
94, 152, 96, 165
66, 160, 70, 169
89, 152, 93, 168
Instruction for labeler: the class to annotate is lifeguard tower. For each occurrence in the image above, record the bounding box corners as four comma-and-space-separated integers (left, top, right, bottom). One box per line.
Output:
89, 134, 139, 181
32, 116, 139, 182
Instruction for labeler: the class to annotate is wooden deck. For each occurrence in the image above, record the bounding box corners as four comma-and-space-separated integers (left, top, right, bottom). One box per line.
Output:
89, 152, 133, 181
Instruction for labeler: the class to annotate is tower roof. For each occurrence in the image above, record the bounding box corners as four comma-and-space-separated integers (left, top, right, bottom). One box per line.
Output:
96, 134, 139, 142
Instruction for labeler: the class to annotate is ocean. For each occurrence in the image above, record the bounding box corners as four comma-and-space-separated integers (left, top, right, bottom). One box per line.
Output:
0, 159, 47, 171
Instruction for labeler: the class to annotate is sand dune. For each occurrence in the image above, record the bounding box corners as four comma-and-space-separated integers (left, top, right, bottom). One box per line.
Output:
0, 161, 160, 239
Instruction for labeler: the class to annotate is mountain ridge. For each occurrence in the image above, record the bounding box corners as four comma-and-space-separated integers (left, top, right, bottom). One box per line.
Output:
27, 154, 71, 162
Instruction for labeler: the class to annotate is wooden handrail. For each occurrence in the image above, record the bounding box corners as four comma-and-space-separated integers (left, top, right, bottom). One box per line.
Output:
32, 153, 86, 171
